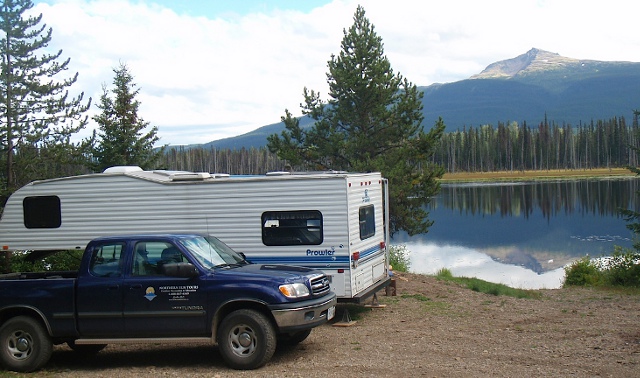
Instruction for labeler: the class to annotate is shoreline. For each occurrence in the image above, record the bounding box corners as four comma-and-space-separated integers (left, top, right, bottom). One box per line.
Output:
440, 167, 636, 182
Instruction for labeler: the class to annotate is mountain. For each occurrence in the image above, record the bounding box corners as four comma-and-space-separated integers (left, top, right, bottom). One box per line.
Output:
421, 48, 640, 130
205, 48, 640, 149
201, 116, 315, 150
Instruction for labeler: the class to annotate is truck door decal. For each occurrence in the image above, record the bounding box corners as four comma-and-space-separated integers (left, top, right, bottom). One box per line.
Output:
144, 287, 156, 301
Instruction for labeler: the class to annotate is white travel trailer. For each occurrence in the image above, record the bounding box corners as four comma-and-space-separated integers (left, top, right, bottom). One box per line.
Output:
0, 167, 391, 302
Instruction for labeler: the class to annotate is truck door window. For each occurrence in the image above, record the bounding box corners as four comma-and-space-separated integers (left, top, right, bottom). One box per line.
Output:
359, 205, 375, 240
131, 241, 177, 276
89, 242, 125, 277
23, 196, 61, 228
262, 210, 323, 246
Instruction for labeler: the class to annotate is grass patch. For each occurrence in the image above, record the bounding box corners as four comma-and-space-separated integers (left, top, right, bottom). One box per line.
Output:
440, 168, 634, 182
401, 293, 452, 313
400, 293, 431, 302
435, 268, 541, 299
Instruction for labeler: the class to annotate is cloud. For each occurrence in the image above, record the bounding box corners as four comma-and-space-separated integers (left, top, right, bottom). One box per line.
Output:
30, 0, 640, 145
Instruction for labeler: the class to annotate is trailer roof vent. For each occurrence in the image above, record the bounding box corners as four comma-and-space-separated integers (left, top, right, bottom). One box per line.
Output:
103, 166, 143, 173
167, 172, 212, 181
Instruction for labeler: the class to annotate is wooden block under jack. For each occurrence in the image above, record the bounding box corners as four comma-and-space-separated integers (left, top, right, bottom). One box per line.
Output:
332, 308, 357, 327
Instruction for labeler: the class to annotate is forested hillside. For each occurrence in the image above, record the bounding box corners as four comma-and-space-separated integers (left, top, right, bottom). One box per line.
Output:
163, 113, 640, 174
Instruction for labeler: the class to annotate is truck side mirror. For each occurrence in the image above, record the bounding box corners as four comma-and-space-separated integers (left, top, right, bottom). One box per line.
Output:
162, 262, 199, 278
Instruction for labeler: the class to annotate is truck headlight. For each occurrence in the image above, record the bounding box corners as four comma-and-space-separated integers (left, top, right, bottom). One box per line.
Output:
279, 283, 310, 298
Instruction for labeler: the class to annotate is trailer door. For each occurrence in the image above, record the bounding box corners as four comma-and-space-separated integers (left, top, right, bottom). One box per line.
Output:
347, 175, 389, 300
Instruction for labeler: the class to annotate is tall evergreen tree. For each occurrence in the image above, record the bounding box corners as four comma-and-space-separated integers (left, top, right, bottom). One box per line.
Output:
620, 109, 640, 250
267, 6, 445, 236
0, 0, 90, 194
92, 63, 162, 171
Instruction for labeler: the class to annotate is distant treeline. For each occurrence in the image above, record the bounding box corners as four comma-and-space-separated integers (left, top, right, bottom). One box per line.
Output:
163, 115, 640, 175
162, 144, 290, 174
433, 115, 640, 173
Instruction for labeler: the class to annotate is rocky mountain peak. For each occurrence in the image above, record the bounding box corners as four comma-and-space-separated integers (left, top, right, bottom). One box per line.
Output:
471, 48, 579, 79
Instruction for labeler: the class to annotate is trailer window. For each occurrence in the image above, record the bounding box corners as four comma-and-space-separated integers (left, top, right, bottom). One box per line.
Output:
262, 210, 323, 246
359, 205, 375, 240
23, 196, 61, 229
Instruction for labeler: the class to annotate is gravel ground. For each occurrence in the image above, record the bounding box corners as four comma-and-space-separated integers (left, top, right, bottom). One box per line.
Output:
31, 272, 640, 377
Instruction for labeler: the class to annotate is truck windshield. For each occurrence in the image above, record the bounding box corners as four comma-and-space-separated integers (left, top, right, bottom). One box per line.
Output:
178, 235, 246, 269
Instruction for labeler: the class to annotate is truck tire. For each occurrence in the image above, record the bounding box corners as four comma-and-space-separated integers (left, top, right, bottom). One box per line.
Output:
0, 316, 52, 372
217, 309, 276, 370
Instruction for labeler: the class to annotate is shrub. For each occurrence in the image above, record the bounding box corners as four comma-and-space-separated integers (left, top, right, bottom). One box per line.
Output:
564, 248, 640, 288
563, 256, 601, 287
389, 243, 410, 273
599, 246, 640, 287
10, 250, 84, 273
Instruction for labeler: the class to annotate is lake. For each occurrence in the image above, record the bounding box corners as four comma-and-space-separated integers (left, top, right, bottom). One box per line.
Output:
393, 177, 640, 289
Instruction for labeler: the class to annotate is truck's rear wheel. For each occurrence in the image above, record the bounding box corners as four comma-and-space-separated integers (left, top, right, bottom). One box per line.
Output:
217, 309, 276, 370
0, 316, 52, 372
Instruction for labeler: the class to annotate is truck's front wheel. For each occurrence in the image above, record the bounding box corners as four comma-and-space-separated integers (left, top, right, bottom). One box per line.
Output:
217, 309, 276, 370
0, 316, 52, 372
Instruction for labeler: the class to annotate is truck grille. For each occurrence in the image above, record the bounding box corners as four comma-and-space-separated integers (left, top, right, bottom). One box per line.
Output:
309, 274, 331, 296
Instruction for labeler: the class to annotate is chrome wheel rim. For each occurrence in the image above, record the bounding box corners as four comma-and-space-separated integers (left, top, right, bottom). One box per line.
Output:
228, 324, 257, 357
7, 330, 33, 360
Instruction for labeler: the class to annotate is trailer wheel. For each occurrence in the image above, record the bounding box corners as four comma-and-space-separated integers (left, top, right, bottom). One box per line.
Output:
0, 316, 52, 372
67, 340, 107, 356
277, 329, 312, 346
217, 309, 276, 370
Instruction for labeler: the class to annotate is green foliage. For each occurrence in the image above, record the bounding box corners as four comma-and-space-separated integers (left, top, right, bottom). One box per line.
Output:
91, 63, 164, 171
9, 250, 83, 273
0, 0, 91, 193
435, 267, 454, 279
401, 293, 431, 302
563, 256, 601, 287
601, 247, 640, 287
267, 5, 445, 236
563, 247, 640, 288
389, 243, 410, 273
435, 268, 540, 299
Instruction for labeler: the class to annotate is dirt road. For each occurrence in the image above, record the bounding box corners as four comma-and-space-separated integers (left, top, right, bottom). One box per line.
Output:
37, 272, 640, 377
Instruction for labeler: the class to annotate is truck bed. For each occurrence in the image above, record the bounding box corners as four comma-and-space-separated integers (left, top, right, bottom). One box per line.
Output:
0, 270, 77, 280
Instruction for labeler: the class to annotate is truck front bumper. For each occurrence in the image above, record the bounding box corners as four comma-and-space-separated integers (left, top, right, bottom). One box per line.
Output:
270, 294, 337, 332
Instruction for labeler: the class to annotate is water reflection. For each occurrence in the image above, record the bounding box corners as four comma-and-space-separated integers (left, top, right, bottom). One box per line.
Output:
394, 177, 640, 289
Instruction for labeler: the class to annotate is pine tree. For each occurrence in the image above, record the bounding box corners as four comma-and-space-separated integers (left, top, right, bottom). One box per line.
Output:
92, 63, 163, 171
267, 6, 445, 236
0, 0, 90, 194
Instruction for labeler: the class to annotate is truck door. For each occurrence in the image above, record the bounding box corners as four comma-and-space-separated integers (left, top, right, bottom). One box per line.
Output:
76, 241, 126, 337
122, 241, 207, 337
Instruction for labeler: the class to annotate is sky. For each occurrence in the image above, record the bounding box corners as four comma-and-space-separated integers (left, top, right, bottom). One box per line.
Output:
30, 0, 640, 146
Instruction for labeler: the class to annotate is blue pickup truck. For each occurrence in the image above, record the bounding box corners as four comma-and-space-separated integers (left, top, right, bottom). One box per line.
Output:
0, 233, 336, 372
